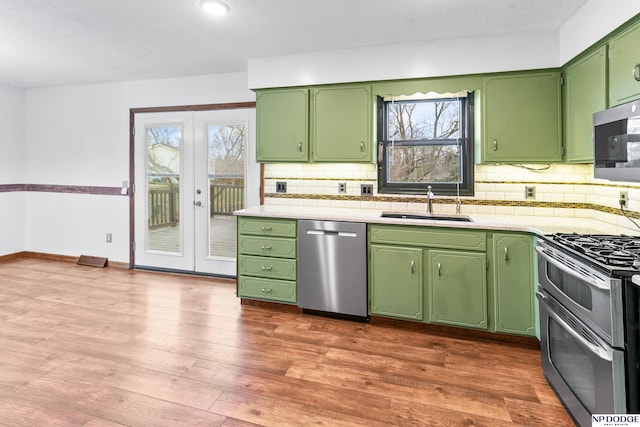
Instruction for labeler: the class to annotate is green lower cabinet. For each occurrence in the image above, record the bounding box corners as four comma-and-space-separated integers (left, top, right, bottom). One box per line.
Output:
237, 276, 297, 303
428, 249, 488, 330
492, 233, 536, 336
370, 245, 423, 320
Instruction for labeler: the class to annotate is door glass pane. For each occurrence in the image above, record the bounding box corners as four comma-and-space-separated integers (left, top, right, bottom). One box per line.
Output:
208, 123, 245, 258
146, 126, 182, 254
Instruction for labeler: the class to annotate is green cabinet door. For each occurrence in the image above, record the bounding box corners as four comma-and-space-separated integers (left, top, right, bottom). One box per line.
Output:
482, 72, 562, 162
311, 85, 372, 162
370, 245, 422, 320
256, 88, 309, 162
564, 46, 607, 163
492, 233, 536, 336
609, 21, 640, 106
428, 249, 488, 330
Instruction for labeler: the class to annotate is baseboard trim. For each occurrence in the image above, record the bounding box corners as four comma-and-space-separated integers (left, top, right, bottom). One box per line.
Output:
0, 251, 129, 269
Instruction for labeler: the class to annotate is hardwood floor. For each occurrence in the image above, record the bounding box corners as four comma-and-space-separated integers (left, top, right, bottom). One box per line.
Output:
0, 257, 575, 426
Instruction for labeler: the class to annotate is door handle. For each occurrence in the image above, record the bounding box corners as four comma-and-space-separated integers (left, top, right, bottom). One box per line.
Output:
437, 263, 442, 276
193, 200, 202, 206
360, 141, 365, 152
410, 260, 415, 274
634, 64, 640, 82
493, 139, 498, 151
297, 141, 302, 152
504, 247, 509, 261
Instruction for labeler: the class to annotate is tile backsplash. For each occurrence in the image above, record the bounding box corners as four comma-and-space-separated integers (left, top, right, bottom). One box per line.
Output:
263, 163, 640, 228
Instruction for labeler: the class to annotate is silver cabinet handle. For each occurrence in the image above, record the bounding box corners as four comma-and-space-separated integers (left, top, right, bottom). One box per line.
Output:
261, 266, 272, 271
261, 245, 272, 250
437, 263, 442, 276
360, 141, 365, 152
410, 260, 415, 274
504, 247, 509, 261
297, 141, 302, 152
634, 64, 640, 81
261, 287, 273, 293
261, 226, 272, 231
493, 139, 498, 151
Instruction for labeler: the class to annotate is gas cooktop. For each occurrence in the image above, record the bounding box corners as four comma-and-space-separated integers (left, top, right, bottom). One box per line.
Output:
548, 233, 640, 275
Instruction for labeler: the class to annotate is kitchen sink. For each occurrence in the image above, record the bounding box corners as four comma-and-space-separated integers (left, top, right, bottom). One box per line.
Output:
380, 211, 473, 222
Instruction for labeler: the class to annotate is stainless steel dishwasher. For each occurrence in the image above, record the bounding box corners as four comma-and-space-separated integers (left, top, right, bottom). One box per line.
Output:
297, 220, 368, 320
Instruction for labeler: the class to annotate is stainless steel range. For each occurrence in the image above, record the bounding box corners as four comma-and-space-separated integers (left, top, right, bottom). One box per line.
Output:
536, 234, 640, 427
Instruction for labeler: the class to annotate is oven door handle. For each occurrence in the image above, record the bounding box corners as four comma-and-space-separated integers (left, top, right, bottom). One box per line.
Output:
535, 246, 609, 291
536, 291, 613, 362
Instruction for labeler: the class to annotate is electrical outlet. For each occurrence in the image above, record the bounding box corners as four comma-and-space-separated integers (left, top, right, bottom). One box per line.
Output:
361, 184, 373, 197
620, 191, 628, 207
276, 181, 287, 193
106, 233, 112, 243
525, 186, 536, 199
338, 182, 346, 194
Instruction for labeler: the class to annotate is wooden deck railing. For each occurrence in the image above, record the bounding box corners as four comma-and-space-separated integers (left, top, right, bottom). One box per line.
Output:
148, 182, 243, 228
148, 183, 179, 228
210, 184, 244, 216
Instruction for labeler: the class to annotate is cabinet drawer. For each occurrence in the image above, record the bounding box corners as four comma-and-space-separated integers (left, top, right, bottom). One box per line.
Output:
238, 235, 296, 258
238, 217, 297, 238
238, 276, 297, 303
370, 225, 486, 251
238, 255, 296, 281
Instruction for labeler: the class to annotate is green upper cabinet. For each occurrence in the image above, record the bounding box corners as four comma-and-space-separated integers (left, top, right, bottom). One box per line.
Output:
481, 71, 562, 163
370, 244, 423, 321
609, 20, 640, 107
492, 233, 536, 337
563, 46, 607, 163
311, 84, 373, 162
427, 249, 488, 330
256, 88, 309, 162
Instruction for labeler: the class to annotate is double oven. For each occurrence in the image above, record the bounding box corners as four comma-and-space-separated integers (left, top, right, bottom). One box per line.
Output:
536, 234, 640, 427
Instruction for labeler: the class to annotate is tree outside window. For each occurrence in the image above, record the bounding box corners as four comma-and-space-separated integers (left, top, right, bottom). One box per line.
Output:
378, 94, 474, 196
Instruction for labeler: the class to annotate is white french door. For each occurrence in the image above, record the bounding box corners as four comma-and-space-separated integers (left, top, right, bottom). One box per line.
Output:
134, 108, 258, 276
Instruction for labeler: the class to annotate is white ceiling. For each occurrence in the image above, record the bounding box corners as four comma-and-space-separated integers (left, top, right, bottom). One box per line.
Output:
1, 0, 589, 88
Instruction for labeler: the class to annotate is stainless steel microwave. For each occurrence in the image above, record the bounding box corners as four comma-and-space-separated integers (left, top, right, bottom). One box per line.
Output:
593, 99, 640, 182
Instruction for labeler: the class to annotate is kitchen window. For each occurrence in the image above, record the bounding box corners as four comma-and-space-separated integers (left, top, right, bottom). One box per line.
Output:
377, 92, 474, 196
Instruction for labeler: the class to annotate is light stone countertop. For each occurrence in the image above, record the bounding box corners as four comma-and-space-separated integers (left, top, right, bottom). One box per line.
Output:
235, 204, 640, 236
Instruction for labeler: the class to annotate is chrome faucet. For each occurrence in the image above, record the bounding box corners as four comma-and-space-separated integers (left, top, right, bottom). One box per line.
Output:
426, 185, 434, 214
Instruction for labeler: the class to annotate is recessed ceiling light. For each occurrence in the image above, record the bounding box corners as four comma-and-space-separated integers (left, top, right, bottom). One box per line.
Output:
200, 0, 230, 16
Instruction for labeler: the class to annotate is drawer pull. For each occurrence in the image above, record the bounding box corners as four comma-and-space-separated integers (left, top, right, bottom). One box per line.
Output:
504, 246, 509, 261
297, 141, 302, 152
360, 141, 365, 152
261, 266, 273, 271
261, 245, 272, 251
438, 263, 442, 276
635, 64, 640, 82
410, 260, 415, 274
261, 287, 273, 293
493, 139, 498, 151
261, 226, 272, 232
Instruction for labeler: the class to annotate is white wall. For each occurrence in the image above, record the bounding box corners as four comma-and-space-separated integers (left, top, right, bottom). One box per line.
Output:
24, 72, 254, 263
248, 1, 640, 89
559, 0, 640, 64
0, 83, 26, 255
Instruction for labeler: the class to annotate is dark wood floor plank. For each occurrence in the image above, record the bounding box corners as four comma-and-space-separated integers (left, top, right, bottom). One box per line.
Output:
0, 258, 572, 426
209, 389, 392, 427
322, 347, 539, 402
16, 374, 227, 427
41, 352, 224, 411
0, 397, 94, 427
285, 358, 514, 422
184, 360, 392, 423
